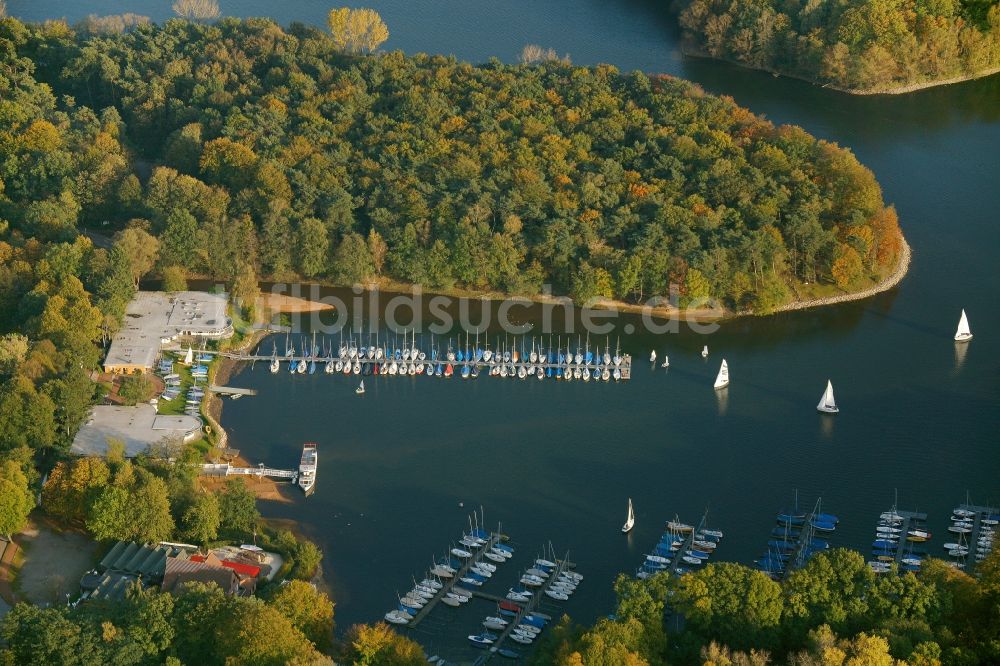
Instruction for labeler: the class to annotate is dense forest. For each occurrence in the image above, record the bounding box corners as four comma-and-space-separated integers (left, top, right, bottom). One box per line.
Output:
531, 548, 1000, 665
677, 0, 1000, 92
0, 15, 902, 315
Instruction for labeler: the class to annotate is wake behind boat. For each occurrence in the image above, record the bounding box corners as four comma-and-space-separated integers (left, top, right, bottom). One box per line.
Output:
298, 442, 317, 495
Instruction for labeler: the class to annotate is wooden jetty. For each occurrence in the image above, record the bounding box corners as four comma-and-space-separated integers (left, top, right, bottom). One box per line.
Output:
207, 385, 257, 398
407, 532, 503, 628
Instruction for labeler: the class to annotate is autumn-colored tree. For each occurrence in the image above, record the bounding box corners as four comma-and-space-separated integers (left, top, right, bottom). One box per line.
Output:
327, 8, 389, 54
343, 622, 425, 665
0, 460, 34, 539
831, 244, 863, 289
266, 580, 335, 650
172, 0, 220, 21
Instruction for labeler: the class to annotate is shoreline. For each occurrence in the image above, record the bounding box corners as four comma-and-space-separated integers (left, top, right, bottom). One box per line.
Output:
776, 237, 911, 313
680, 44, 1000, 95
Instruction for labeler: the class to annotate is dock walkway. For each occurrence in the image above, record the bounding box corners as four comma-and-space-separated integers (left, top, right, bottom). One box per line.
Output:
408, 533, 502, 628
485, 555, 576, 661
221, 351, 633, 381
957, 503, 997, 567
199, 463, 297, 481
892, 511, 928, 566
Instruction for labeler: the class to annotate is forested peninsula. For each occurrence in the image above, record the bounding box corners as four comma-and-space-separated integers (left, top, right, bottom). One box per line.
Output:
677, 0, 1000, 93
0, 16, 903, 316
529, 549, 1000, 665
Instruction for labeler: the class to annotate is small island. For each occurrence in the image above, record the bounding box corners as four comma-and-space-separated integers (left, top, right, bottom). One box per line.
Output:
677, 0, 1000, 94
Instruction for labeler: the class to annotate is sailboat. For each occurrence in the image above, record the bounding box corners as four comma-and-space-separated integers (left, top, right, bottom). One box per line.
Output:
954, 309, 973, 342
713, 359, 729, 389
816, 379, 838, 414
660, 355, 669, 368
183, 346, 194, 365
622, 498, 635, 533
649, 350, 656, 363
356, 379, 365, 395
701, 345, 709, 358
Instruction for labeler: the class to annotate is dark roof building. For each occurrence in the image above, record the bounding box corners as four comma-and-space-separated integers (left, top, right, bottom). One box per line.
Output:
161, 556, 240, 596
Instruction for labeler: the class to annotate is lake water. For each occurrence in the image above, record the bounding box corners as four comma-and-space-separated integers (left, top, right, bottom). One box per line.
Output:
15, 0, 1000, 656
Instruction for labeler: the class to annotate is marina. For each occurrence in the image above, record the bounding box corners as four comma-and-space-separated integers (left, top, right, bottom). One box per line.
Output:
755, 497, 837, 581
944, 502, 997, 570
635, 510, 723, 579
867, 506, 930, 574
223, 332, 633, 383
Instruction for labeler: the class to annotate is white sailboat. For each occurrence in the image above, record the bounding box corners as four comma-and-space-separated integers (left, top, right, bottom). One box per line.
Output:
649, 350, 656, 363
355, 379, 365, 395
713, 359, 729, 389
816, 379, 839, 414
183, 346, 193, 365
622, 498, 635, 533
954, 309, 973, 342
701, 345, 709, 358
660, 355, 669, 368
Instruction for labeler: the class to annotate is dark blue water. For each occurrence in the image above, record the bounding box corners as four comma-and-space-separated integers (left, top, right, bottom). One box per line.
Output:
15, 0, 1000, 656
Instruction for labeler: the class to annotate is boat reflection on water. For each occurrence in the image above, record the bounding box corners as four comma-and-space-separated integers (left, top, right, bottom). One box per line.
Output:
715, 386, 728, 416
819, 413, 835, 439
954, 341, 968, 372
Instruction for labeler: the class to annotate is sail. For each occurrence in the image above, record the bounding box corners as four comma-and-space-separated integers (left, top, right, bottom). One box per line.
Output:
714, 359, 729, 389
627, 498, 634, 522
955, 309, 972, 340
818, 380, 837, 411
183, 346, 193, 365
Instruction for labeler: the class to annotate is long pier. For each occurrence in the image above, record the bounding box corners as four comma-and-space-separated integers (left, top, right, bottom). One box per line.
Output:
207, 385, 258, 397
408, 532, 503, 628
222, 351, 633, 381
199, 463, 297, 481
893, 510, 928, 566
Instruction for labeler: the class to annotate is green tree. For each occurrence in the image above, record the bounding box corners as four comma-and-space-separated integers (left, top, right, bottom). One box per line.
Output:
114, 227, 160, 288
161, 265, 188, 292
119, 374, 154, 405
298, 217, 330, 278
42, 457, 111, 524
218, 478, 259, 538
266, 580, 335, 650
161, 210, 200, 270
333, 232, 375, 284
215, 599, 325, 665
0, 333, 29, 375
0, 460, 34, 539
181, 492, 220, 547
344, 622, 426, 665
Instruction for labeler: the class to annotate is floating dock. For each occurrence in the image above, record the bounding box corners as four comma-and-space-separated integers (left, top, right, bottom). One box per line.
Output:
207, 385, 257, 398
407, 532, 503, 629
485, 554, 577, 661
951, 503, 997, 570
222, 336, 633, 382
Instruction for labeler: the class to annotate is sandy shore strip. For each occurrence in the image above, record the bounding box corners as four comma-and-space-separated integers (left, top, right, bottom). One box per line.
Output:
257, 292, 336, 314
776, 238, 911, 313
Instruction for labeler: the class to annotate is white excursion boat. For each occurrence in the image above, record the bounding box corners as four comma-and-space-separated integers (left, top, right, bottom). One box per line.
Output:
954, 309, 973, 342
817, 379, 839, 414
713, 359, 729, 390
622, 498, 635, 533
298, 442, 317, 495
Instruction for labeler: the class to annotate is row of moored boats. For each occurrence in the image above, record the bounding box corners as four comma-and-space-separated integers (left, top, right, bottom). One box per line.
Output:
755, 505, 838, 580
634, 513, 724, 579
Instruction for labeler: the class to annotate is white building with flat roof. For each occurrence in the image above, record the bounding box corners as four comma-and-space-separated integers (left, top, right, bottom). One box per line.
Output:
103, 291, 232, 374
71, 404, 203, 457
